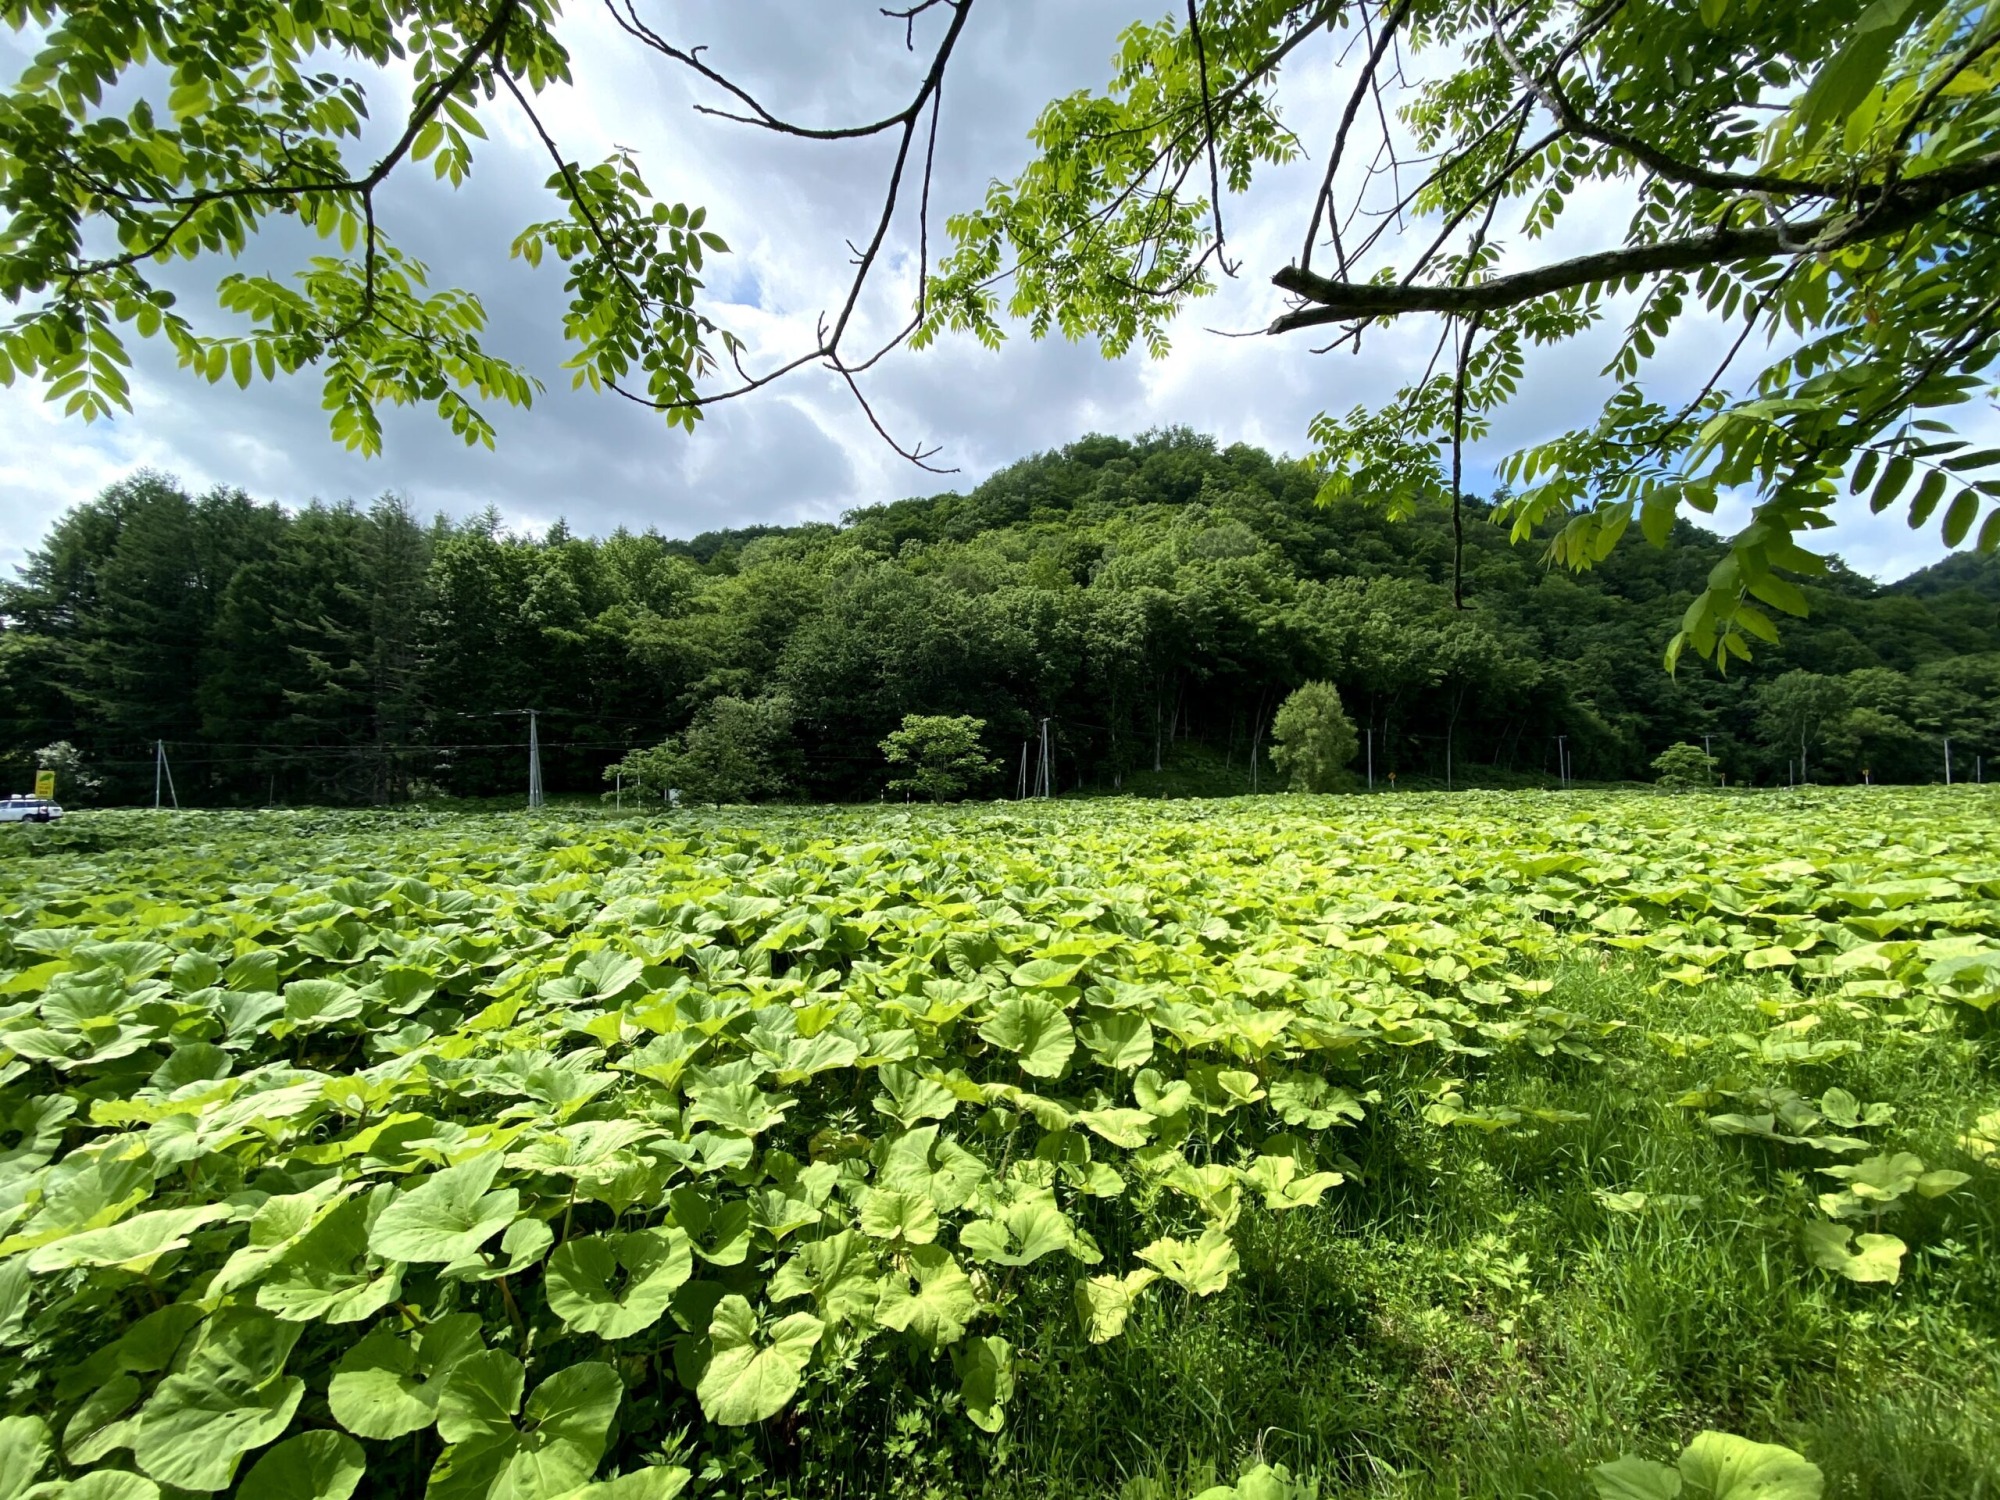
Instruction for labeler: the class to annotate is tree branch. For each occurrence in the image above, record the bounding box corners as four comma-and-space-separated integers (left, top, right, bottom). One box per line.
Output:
1267, 148, 2000, 332
1488, 20, 1828, 200
1301, 0, 1415, 273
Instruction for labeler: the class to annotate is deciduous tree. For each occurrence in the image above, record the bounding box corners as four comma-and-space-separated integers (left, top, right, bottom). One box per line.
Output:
1268, 681, 1357, 792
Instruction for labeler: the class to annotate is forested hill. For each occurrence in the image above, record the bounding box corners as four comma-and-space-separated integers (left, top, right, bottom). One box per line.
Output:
5, 428, 1998, 806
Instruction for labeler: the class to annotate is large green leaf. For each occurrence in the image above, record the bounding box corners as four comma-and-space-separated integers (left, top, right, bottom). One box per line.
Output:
978, 996, 1075, 1078
237, 1430, 367, 1500
1136, 1227, 1239, 1296
877, 1245, 979, 1348
427, 1360, 622, 1500
329, 1314, 484, 1441
768, 1230, 884, 1328
256, 1186, 403, 1323
959, 1192, 1071, 1267
857, 1187, 939, 1247
26, 1203, 233, 1275
368, 1152, 519, 1264
132, 1309, 307, 1491
952, 1335, 1014, 1433
1801, 1222, 1905, 1285
545, 1227, 693, 1339
696, 1296, 824, 1426
1073, 1268, 1157, 1344
0, 1416, 51, 1500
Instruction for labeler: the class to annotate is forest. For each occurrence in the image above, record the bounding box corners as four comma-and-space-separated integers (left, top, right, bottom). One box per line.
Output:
4, 429, 1998, 806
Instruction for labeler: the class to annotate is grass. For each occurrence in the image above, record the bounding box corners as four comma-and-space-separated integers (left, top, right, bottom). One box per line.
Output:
709, 960, 2000, 1500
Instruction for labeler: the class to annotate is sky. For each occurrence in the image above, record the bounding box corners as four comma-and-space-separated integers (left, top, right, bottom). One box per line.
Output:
0, 1, 1971, 583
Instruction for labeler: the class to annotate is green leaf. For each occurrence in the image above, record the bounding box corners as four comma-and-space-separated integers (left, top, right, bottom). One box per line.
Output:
1009, 957, 1083, 988
1593, 1456, 1683, 1500
38, 1472, 162, 1499
1942, 489, 1979, 547
876, 1245, 978, 1348
959, 1192, 1072, 1266
768, 1230, 883, 1328
1241, 1154, 1344, 1210
1073, 1267, 1157, 1343
1909, 468, 1948, 528
1796, 0, 1936, 146
952, 1335, 1014, 1433
0, 1416, 52, 1500
256, 1186, 402, 1323
546, 1227, 693, 1338
1136, 1226, 1239, 1296
1818, 1152, 1923, 1202
429, 1360, 621, 1500
858, 1186, 940, 1247
667, 1186, 753, 1266
1801, 1221, 1904, 1284
368, 1151, 519, 1263
236, 1430, 366, 1500
1076, 1011, 1154, 1070
282, 978, 363, 1030
565, 1469, 693, 1500
978, 995, 1075, 1078
696, 1296, 824, 1426
329, 1314, 484, 1440
1677, 1430, 1823, 1499
26, 1202, 232, 1274
132, 1309, 307, 1491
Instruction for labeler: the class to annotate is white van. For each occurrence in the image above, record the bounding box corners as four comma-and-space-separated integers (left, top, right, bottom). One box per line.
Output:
0, 796, 63, 824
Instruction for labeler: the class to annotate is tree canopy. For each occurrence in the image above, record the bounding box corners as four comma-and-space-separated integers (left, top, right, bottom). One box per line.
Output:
1268, 682, 1357, 792
6, 0, 1998, 657
6, 434, 1997, 806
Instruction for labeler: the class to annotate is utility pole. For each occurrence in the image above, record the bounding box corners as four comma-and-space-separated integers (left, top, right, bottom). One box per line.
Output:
1365, 727, 1373, 790
1555, 735, 1568, 790
1944, 735, 1953, 786
615, 771, 622, 813
527, 710, 545, 809
1037, 718, 1053, 799
153, 740, 179, 811
1018, 742, 1029, 800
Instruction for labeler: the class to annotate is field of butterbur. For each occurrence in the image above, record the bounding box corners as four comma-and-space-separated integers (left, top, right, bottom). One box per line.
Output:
0, 790, 1997, 1500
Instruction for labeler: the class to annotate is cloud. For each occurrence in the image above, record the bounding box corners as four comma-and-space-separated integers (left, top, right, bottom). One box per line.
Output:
0, 3, 1979, 587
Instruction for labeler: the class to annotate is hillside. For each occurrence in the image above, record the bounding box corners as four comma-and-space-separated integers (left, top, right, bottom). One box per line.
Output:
4, 429, 1997, 803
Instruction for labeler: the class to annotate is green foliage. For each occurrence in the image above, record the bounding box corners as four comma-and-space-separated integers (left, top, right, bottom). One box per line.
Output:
0, 789, 1994, 1494
27, 743, 96, 803
1267, 682, 1357, 793
9, 445, 2000, 807
601, 695, 797, 806
1755, 672, 1854, 779
0, 0, 729, 451
1651, 743, 1717, 789
881, 715, 1000, 802
924, 0, 2000, 667
1594, 1430, 1823, 1500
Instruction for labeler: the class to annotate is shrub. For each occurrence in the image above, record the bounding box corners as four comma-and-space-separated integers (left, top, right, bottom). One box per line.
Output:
881, 714, 999, 801
1268, 682, 1357, 792
604, 694, 798, 804
1651, 741, 1717, 789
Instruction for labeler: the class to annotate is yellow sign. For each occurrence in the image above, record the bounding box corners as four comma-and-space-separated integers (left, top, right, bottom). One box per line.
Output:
33, 770, 54, 799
